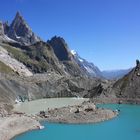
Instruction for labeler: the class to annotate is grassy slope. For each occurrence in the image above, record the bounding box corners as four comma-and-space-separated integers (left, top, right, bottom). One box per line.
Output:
0, 42, 61, 73
0, 61, 14, 74
0, 43, 50, 73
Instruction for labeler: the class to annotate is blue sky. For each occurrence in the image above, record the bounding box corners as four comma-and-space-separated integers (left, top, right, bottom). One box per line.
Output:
0, 0, 140, 70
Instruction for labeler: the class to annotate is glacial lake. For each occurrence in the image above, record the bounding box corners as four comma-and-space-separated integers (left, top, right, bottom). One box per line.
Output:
13, 104, 140, 140
14, 98, 89, 114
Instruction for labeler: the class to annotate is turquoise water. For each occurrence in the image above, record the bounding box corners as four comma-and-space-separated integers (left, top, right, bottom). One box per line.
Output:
13, 104, 140, 140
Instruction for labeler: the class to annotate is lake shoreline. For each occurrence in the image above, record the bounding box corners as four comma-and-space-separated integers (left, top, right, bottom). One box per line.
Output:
4, 97, 140, 140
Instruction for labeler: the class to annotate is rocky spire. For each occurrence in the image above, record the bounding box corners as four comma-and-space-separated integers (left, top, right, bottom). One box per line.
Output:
7, 11, 41, 45
11, 11, 25, 27
15, 11, 21, 18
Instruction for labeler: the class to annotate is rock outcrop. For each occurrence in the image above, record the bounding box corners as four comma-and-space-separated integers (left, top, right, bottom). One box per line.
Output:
111, 60, 140, 99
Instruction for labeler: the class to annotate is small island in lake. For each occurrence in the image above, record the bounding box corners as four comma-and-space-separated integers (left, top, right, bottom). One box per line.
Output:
38, 101, 118, 124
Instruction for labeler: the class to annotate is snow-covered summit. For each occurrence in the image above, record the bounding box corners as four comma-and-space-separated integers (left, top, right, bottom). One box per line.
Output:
71, 50, 77, 55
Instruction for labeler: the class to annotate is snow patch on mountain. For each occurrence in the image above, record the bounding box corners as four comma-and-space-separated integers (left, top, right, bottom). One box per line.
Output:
71, 50, 76, 55
71, 50, 102, 78
78, 58, 84, 62
84, 66, 96, 75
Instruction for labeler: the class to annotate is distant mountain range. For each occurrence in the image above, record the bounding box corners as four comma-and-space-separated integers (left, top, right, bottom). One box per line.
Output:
70, 50, 132, 79
102, 69, 132, 80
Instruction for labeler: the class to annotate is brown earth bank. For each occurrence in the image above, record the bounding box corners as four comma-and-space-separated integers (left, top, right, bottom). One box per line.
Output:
0, 114, 40, 140
37, 101, 118, 124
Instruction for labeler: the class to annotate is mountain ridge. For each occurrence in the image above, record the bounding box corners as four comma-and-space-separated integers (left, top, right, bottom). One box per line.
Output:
0, 12, 139, 107
1, 12, 130, 79
70, 50, 103, 78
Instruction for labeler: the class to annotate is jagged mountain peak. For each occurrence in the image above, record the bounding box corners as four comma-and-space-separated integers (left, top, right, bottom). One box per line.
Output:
10, 12, 29, 31
15, 11, 22, 18
14, 11, 22, 20
51, 36, 65, 42
7, 12, 41, 45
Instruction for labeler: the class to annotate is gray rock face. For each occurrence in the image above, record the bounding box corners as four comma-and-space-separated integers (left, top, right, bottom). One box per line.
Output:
47, 36, 72, 61
3, 21, 9, 35
0, 21, 4, 36
7, 12, 41, 45
0, 73, 102, 104
0, 22, 16, 43
47, 36, 85, 76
